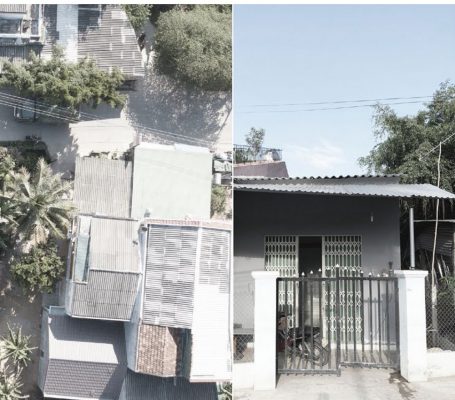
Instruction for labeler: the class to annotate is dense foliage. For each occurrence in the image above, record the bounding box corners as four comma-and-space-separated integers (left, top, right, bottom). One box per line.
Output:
211, 185, 228, 217
245, 127, 265, 157
123, 4, 152, 31
359, 82, 455, 217
0, 46, 125, 111
154, 5, 232, 91
10, 243, 64, 294
0, 369, 25, 400
1, 158, 73, 246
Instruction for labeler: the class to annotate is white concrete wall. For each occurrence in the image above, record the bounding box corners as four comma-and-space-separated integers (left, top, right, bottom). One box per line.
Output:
396, 270, 428, 382
233, 362, 254, 390
427, 350, 455, 378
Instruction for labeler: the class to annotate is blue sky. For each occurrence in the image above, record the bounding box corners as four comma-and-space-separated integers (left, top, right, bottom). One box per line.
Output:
233, 5, 455, 176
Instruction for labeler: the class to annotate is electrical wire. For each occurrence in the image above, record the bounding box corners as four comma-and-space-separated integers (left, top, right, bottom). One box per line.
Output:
241, 95, 435, 108
0, 91, 213, 147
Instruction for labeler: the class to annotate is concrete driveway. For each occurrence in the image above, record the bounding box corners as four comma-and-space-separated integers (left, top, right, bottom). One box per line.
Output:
235, 369, 455, 400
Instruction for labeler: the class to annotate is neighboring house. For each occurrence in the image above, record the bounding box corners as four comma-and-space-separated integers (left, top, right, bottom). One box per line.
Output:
0, 4, 44, 69
42, 4, 144, 84
40, 142, 231, 399
233, 144, 289, 178
0, 4, 144, 84
233, 174, 455, 372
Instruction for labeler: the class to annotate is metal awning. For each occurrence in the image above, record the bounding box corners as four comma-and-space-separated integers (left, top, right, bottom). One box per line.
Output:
234, 175, 455, 199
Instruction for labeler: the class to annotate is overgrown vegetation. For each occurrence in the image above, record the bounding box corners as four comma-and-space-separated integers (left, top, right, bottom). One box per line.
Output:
10, 244, 64, 294
154, 5, 232, 91
123, 4, 152, 31
211, 185, 228, 217
359, 82, 455, 219
0, 46, 125, 112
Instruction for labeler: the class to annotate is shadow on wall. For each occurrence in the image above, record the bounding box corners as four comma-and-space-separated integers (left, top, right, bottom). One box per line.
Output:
125, 65, 232, 147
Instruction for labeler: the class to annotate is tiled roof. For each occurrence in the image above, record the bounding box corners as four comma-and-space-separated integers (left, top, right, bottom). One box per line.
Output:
73, 157, 133, 218
234, 176, 455, 199
119, 371, 218, 400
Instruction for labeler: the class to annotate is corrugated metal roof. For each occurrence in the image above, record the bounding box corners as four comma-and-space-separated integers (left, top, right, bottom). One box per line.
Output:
120, 371, 218, 400
0, 4, 27, 13
89, 217, 140, 273
73, 157, 133, 218
143, 224, 198, 329
190, 228, 232, 382
47, 308, 127, 363
235, 174, 401, 181
69, 271, 140, 320
77, 5, 144, 78
234, 176, 455, 199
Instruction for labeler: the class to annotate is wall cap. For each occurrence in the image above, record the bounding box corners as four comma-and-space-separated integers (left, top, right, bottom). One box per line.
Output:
252, 271, 280, 280
395, 270, 428, 278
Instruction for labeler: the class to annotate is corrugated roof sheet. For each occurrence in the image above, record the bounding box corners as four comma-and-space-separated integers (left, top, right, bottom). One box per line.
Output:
234, 176, 455, 199
42, 308, 127, 399
47, 308, 127, 363
0, 4, 27, 13
77, 5, 144, 77
119, 371, 218, 400
73, 157, 133, 218
89, 217, 140, 273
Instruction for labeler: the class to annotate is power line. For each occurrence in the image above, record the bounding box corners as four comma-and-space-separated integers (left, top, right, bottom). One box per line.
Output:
241, 95, 434, 108
239, 100, 430, 114
0, 92, 213, 147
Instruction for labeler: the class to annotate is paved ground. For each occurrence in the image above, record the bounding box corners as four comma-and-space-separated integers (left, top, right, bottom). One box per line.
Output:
234, 369, 455, 400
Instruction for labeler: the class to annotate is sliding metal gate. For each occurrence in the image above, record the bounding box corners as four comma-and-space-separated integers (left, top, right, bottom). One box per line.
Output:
277, 267, 399, 375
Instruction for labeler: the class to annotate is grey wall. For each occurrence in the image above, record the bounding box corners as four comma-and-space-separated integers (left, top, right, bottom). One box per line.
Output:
234, 191, 401, 330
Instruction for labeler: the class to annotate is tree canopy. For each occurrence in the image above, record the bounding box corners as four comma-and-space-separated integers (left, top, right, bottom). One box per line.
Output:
0, 46, 125, 111
122, 4, 152, 31
359, 82, 455, 217
154, 5, 232, 91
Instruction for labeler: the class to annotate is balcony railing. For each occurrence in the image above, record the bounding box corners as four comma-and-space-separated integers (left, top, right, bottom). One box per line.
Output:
233, 144, 282, 164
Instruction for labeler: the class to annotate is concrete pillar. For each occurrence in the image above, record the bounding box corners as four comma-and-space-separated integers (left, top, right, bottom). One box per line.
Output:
252, 271, 279, 390
395, 270, 428, 382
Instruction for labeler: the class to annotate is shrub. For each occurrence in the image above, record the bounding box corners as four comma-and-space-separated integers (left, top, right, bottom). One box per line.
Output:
154, 5, 231, 91
211, 185, 228, 217
123, 4, 152, 31
10, 244, 64, 294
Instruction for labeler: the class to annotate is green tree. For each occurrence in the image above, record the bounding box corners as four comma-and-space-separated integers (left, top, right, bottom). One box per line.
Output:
123, 4, 152, 31
359, 82, 455, 217
154, 5, 231, 91
1, 158, 73, 246
10, 243, 64, 294
245, 127, 265, 157
0, 325, 35, 370
0, 46, 125, 112
211, 185, 228, 217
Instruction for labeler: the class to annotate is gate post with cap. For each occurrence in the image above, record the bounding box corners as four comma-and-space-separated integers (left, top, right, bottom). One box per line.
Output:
252, 271, 279, 390
395, 270, 428, 382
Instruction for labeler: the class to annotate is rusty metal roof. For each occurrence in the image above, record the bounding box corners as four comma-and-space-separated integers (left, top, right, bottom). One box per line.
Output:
234, 175, 455, 199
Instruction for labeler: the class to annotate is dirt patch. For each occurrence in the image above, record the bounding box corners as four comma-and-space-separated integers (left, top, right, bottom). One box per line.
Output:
0, 258, 42, 399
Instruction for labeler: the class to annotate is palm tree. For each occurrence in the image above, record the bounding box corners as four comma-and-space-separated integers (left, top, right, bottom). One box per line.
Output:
0, 368, 27, 400
0, 325, 36, 370
1, 158, 73, 246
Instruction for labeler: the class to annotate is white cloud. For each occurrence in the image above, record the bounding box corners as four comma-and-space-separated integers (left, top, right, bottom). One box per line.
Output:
283, 139, 346, 173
